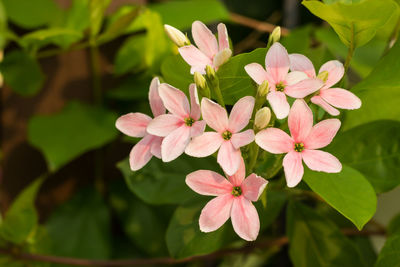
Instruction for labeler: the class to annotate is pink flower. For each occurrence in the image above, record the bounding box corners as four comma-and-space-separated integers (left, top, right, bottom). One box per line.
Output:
147, 83, 206, 162
185, 96, 255, 176
178, 21, 232, 74
245, 42, 323, 119
255, 99, 342, 187
186, 157, 268, 241
289, 54, 361, 116
115, 77, 165, 171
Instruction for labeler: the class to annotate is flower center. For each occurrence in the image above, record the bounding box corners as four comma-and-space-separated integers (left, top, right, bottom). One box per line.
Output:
275, 82, 286, 92
184, 117, 195, 127
294, 142, 304, 152
222, 130, 232, 140
231, 186, 242, 197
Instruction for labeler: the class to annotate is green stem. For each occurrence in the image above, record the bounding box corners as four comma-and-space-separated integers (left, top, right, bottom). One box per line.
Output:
213, 80, 225, 108
343, 23, 355, 74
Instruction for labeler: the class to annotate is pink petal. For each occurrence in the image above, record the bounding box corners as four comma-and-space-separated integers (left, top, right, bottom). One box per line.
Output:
213, 48, 232, 69
227, 156, 246, 186
186, 170, 232, 196
304, 119, 341, 150
199, 194, 233, 232
190, 65, 207, 75
218, 141, 242, 176
255, 128, 294, 154
217, 23, 230, 50
288, 99, 313, 142
302, 149, 342, 173
319, 60, 344, 88
231, 129, 255, 149
185, 132, 223, 157
158, 83, 190, 118
320, 88, 362, 110
161, 125, 191, 162
231, 197, 260, 241
148, 77, 165, 117
289, 53, 316, 78
190, 120, 206, 137
229, 96, 255, 133
284, 78, 323, 99
311, 95, 340, 116
146, 114, 182, 137
201, 98, 229, 132
178, 45, 212, 74
242, 174, 268, 201
265, 42, 290, 83
267, 91, 290, 119
192, 21, 218, 58
129, 134, 154, 171
283, 151, 304, 187
150, 136, 162, 159
116, 112, 151, 138
285, 71, 308, 85
244, 63, 272, 85
189, 84, 201, 120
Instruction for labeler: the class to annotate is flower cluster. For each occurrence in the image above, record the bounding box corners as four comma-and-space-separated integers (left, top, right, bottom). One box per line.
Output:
116, 21, 361, 241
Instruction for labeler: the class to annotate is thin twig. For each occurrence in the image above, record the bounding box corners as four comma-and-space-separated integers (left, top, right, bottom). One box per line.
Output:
230, 12, 290, 36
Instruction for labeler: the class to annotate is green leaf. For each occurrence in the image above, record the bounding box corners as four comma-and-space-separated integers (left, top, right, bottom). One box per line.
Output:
302, 0, 398, 47
286, 201, 366, 267
388, 213, 400, 235
114, 35, 147, 75
166, 198, 234, 259
2, 0, 61, 29
118, 155, 220, 205
0, 1, 7, 49
107, 75, 151, 100
280, 25, 313, 54
28, 101, 118, 171
327, 120, 400, 193
46, 187, 111, 259
375, 231, 400, 267
161, 54, 193, 94
89, 0, 111, 38
257, 190, 287, 231
303, 165, 376, 230
0, 178, 44, 244
343, 40, 400, 129
0, 50, 45, 96
20, 28, 83, 50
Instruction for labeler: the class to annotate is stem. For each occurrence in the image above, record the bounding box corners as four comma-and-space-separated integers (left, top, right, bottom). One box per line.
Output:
343, 23, 355, 74
213, 81, 225, 108
230, 12, 290, 36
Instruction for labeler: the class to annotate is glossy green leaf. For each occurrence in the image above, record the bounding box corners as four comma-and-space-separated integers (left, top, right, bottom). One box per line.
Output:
303, 165, 376, 230
2, 0, 61, 29
118, 155, 219, 205
28, 101, 118, 171
286, 201, 366, 267
0, 178, 44, 244
89, 0, 111, 38
303, 0, 398, 47
375, 231, 400, 267
0, 50, 45, 96
344, 40, 400, 129
46, 187, 111, 259
166, 198, 234, 259
327, 120, 400, 193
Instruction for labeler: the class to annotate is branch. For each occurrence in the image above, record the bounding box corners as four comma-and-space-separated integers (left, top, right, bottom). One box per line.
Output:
230, 12, 290, 36
0, 229, 385, 266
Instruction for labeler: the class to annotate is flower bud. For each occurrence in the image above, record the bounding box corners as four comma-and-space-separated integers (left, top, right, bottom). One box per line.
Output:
317, 70, 329, 83
268, 27, 281, 46
257, 80, 269, 97
164, 24, 190, 47
194, 72, 206, 89
255, 107, 271, 130
205, 65, 216, 81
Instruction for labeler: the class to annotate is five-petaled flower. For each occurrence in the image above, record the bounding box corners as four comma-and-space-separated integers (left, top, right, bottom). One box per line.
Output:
115, 77, 165, 171
255, 99, 342, 187
147, 83, 206, 162
185, 96, 255, 176
186, 157, 268, 241
178, 21, 232, 74
245, 42, 323, 119
289, 54, 361, 116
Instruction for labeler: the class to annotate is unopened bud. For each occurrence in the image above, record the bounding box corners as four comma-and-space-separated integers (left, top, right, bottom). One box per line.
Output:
317, 70, 329, 83
164, 25, 190, 47
255, 107, 271, 130
194, 72, 206, 89
268, 27, 281, 46
257, 80, 269, 96
205, 65, 216, 81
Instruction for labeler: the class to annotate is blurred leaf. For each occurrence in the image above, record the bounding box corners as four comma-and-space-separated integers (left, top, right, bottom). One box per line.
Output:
46, 187, 111, 259
118, 155, 220, 205
107, 74, 151, 100
327, 120, 400, 193
20, 28, 83, 50
303, 0, 398, 47
0, 50, 45, 96
114, 35, 147, 75
0, 177, 44, 244
344, 40, 400, 129
161, 54, 193, 94
281, 25, 313, 54
166, 198, 235, 259
256, 190, 287, 231
388, 213, 400, 235
2, 0, 61, 29
286, 201, 366, 267
0, 1, 7, 49
89, 0, 111, 38
375, 231, 400, 267
352, 236, 377, 267
28, 101, 118, 171
303, 165, 376, 230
